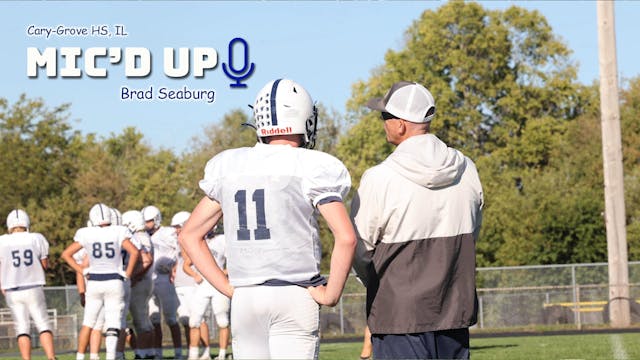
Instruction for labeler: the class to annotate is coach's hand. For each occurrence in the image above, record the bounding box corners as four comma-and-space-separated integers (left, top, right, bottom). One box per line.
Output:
308, 285, 339, 307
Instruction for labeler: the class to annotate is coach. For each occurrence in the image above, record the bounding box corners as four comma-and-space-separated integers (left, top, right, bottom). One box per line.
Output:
351, 81, 484, 359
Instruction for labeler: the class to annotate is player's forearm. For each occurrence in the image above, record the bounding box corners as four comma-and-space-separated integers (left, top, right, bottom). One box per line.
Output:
187, 237, 232, 296
75, 272, 86, 293
137, 252, 153, 277
125, 251, 140, 279
324, 233, 357, 306
317, 201, 357, 305
62, 254, 83, 274
181, 251, 200, 279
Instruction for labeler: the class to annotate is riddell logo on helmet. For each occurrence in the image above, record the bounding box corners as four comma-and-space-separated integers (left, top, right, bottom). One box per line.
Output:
260, 127, 293, 136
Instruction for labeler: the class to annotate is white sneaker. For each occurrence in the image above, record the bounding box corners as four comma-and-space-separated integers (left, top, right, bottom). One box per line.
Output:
199, 354, 211, 360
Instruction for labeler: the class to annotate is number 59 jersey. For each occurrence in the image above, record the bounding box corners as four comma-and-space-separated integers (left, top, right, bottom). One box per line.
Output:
0, 232, 49, 290
199, 143, 351, 287
73, 225, 132, 275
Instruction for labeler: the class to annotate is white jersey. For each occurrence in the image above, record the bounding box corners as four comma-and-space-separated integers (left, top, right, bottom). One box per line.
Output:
0, 232, 49, 290
74, 225, 132, 275
199, 142, 350, 287
150, 226, 179, 275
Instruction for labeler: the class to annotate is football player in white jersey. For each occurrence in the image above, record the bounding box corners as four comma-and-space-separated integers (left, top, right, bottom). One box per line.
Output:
61, 203, 140, 360
72, 247, 105, 360
0, 209, 57, 360
185, 227, 230, 360
122, 210, 156, 359
115, 208, 152, 360
143, 205, 183, 359
172, 211, 210, 356
180, 79, 357, 359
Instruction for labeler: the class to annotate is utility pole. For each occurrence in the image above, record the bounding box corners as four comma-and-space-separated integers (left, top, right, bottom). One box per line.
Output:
597, 0, 630, 327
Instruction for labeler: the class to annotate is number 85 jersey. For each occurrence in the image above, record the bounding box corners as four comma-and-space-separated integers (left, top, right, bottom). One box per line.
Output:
73, 225, 132, 275
199, 143, 351, 287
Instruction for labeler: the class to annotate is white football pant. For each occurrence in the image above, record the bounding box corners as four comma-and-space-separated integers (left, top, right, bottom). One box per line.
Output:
231, 285, 319, 359
5, 286, 51, 336
83, 279, 125, 330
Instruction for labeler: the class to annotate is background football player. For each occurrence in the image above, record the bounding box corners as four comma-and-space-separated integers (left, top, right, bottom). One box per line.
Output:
173, 211, 211, 358
0, 209, 57, 360
143, 205, 183, 359
184, 226, 230, 360
122, 209, 156, 359
61, 203, 139, 360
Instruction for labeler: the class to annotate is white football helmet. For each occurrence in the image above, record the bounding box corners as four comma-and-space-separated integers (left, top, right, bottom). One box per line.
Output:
122, 210, 145, 232
110, 208, 123, 226
89, 203, 112, 226
253, 78, 318, 148
170, 211, 191, 227
6, 209, 30, 231
141, 205, 162, 229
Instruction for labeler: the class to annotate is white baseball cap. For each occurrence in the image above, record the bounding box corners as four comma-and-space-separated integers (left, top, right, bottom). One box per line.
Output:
366, 81, 436, 123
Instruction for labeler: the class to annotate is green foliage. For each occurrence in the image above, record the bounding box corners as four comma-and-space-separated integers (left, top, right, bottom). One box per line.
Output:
2, 1, 640, 283
181, 108, 256, 204
0, 95, 81, 214
621, 78, 640, 260
336, 1, 640, 268
0, 100, 195, 283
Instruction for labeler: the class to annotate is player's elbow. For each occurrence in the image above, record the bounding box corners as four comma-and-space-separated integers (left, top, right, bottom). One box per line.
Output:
177, 231, 188, 250
336, 230, 357, 252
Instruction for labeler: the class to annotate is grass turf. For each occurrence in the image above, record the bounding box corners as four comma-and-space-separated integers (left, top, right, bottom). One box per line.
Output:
5, 332, 640, 359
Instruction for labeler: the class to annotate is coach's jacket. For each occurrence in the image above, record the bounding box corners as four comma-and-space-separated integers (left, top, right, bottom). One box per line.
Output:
352, 133, 483, 334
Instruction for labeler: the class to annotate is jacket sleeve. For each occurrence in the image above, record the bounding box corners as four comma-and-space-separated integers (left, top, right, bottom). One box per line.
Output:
350, 170, 381, 287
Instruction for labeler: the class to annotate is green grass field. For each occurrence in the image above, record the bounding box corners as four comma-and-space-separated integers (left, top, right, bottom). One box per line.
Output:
5, 332, 640, 359
319, 332, 640, 359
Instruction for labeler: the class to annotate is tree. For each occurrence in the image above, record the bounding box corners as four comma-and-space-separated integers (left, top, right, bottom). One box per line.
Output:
620, 77, 640, 260
0, 95, 81, 215
182, 109, 256, 204
336, 1, 596, 266
0, 95, 84, 284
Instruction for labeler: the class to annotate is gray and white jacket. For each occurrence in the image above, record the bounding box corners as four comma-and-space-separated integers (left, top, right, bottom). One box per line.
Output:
352, 133, 483, 334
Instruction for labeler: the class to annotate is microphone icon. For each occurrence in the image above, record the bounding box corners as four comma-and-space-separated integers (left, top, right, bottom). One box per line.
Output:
222, 37, 256, 88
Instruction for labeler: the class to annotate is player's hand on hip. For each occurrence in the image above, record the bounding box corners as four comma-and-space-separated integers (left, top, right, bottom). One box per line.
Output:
225, 284, 235, 299
308, 285, 337, 306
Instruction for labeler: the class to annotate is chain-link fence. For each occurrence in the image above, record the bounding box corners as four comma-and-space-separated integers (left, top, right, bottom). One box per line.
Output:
2, 262, 640, 352
475, 261, 640, 329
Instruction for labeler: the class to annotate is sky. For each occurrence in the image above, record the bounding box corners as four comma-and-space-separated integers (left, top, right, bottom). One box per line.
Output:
1, 1, 639, 153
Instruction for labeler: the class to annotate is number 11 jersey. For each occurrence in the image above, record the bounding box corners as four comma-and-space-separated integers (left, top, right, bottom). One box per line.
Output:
199, 143, 351, 287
